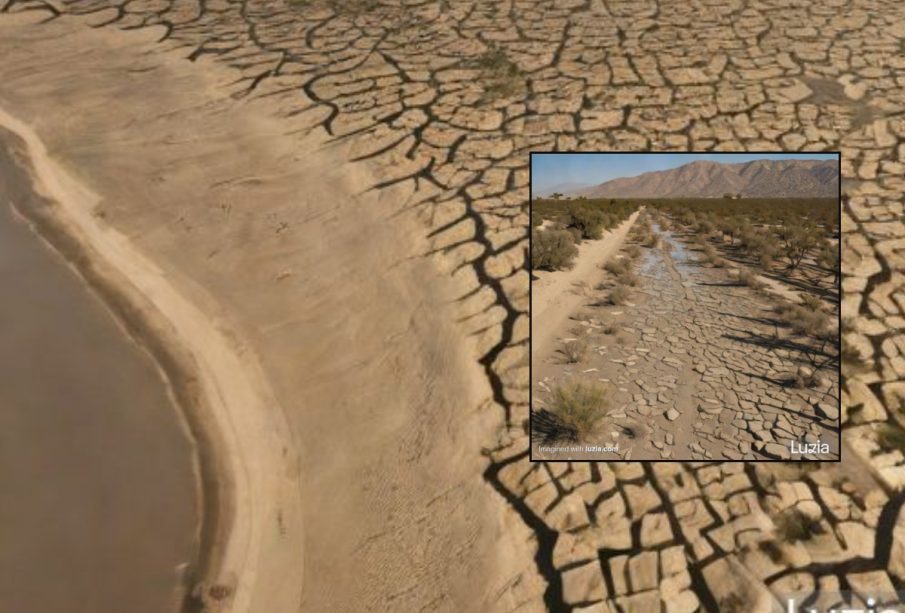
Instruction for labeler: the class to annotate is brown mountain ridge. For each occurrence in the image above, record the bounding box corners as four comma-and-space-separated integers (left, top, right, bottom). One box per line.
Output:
574, 159, 839, 199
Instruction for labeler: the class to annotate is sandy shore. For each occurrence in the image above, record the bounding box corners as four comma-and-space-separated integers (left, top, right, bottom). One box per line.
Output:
0, 11, 540, 612
0, 96, 305, 612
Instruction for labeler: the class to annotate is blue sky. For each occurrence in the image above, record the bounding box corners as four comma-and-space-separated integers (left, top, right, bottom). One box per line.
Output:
532, 152, 840, 193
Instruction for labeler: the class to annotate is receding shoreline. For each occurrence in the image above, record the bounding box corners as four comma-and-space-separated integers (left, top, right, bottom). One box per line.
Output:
0, 124, 227, 610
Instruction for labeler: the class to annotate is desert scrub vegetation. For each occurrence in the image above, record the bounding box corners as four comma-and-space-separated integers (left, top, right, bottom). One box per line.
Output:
567, 205, 607, 240
778, 224, 822, 270
532, 197, 636, 228
608, 284, 631, 306
603, 257, 639, 286
701, 243, 724, 266
876, 424, 905, 454
560, 339, 588, 364
775, 302, 831, 339
774, 508, 823, 542
532, 229, 578, 271
604, 258, 630, 276
625, 244, 642, 259
799, 293, 824, 311
737, 268, 762, 288
549, 381, 612, 441
474, 46, 525, 100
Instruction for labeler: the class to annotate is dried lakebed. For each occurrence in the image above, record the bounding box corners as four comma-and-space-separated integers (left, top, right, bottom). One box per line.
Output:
533, 223, 840, 462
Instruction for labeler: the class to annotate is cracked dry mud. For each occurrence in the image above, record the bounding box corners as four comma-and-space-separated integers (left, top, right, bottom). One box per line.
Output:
533, 224, 840, 463
4, 0, 905, 610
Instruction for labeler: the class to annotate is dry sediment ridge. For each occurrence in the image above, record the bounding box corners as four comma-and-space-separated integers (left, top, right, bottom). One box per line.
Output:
0, 12, 541, 612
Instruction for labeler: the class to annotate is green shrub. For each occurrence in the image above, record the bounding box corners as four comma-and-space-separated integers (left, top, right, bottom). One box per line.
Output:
549, 381, 611, 441
532, 229, 578, 271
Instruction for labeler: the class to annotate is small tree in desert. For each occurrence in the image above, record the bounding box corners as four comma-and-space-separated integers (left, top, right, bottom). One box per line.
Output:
568, 205, 606, 240
779, 223, 820, 271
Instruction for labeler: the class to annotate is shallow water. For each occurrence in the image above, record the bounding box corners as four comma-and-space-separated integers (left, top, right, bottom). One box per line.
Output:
0, 140, 196, 612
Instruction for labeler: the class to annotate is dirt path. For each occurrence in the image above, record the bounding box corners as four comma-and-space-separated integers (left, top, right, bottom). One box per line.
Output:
533, 220, 840, 462
531, 209, 640, 364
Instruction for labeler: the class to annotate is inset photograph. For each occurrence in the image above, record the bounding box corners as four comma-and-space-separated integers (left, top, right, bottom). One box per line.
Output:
530, 153, 841, 462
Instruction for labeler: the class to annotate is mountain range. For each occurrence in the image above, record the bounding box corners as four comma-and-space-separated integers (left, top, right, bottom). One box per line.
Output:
562, 159, 838, 199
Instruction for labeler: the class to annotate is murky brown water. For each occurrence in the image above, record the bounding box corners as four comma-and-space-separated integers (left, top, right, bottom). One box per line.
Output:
0, 139, 197, 612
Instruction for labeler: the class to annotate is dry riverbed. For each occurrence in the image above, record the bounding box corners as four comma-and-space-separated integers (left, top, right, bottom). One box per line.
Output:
532, 218, 840, 462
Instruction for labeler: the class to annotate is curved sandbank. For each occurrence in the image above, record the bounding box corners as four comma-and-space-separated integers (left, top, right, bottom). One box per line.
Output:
0, 11, 542, 612
0, 130, 197, 613
0, 103, 305, 612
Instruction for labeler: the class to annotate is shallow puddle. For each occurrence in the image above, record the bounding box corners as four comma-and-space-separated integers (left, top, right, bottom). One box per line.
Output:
0, 137, 197, 613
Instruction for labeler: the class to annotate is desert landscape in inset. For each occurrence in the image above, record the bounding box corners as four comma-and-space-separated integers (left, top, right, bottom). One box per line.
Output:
4, 1, 905, 611
531, 154, 841, 462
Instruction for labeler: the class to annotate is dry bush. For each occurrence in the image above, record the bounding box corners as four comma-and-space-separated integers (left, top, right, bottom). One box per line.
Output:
568, 206, 606, 240
799, 293, 824, 311
560, 339, 587, 363
619, 270, 639, 287
876, 424, 905, 454
532, 229, 578, 271
625, 245, 642, 259
549, 381, 611, 441
475, 46, 526, 99
604, 258, 630, 276
738, 269, 761, 288
774, 508, 822, 542
779, 224, 821, 270
609, 284, 631, 306
774, 302, 827, 337
601, 323, 617, 335
790, 307, 830, 338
